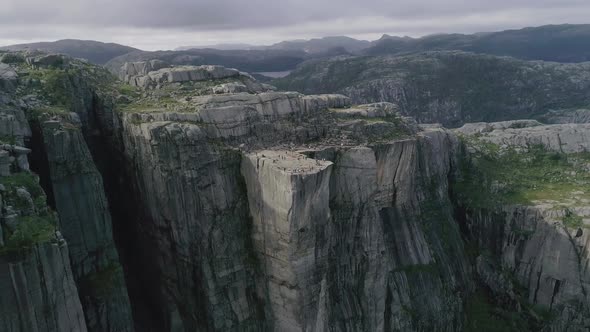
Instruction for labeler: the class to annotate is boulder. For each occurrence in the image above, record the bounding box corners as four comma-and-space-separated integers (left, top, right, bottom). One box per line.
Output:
212, 82, 249, 94
16, 187, 35, 216
332, 102, 400, 118
119, 59, 168, 80
0, 63, 18, 91
26, 54, 68, 68
0, 150, 10, 176
3, 207, 19, 232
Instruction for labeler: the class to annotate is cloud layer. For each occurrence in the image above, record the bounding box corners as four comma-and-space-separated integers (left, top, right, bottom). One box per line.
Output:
1, 0, 589, 50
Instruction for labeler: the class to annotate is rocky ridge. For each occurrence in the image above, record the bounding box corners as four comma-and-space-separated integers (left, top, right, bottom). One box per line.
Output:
273, 51, 590, 127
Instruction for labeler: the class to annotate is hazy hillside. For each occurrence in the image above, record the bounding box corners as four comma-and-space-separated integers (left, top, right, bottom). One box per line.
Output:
176, 36, 370, 53
266, 36, 371, 53
273, 51, 590, 126
0, 39, 139, 64
105, 48, 310, 74
367, 24, 590, 62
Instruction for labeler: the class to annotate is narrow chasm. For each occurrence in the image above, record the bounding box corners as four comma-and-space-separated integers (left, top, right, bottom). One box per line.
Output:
26, 119, 56, 209
80, 107, 168, 331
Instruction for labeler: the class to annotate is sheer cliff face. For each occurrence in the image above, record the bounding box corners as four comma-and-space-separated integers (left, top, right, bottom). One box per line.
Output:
0, 76, 87, 330
0, 243, 87, 332
112, 72, 471, 330
0, 52, 133, 332
41, 116, 134, 332
240, 132, 471, 332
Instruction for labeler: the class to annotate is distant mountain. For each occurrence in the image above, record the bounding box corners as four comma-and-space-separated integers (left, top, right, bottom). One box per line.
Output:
266, 36, 371, 54
273, 51, 590, 127
0, 39, 139, 64
106, 48, 309, 74
106, 36, 373, 74
175, 43, 258, 51
174, 36, 370, 54
366, 24, 590, 62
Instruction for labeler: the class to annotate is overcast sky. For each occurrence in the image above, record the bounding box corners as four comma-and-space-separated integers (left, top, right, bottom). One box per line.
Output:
1, 0, 589, 50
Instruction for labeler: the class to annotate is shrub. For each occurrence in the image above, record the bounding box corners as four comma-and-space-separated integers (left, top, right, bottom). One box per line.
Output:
2, 216, 56, 252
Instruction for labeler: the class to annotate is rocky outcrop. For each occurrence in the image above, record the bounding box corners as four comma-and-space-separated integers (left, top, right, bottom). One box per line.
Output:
0, 107, 32, 147
212, 82, 249, 94
25, 53, 69, 69
0, 63, 18, 92
238, 130, 471, 331
126, 92, 351, 140
119, 60, 169, 81
111, 76, 470, 331
331, 102, 399, 118
241, 151, 333, 331
41, 114, 134, 332
456, 121, 590, 153
540, 109, 590, 124
454, 120, 590, 331
120, 61, 263, 91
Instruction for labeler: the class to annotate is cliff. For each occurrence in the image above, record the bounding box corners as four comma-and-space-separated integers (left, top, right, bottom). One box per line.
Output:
41, 115, 134, 331
113, 90, 471, 330
453, 121, 590, 331
1, 51, 589, 331
0, 91, 87, 331
0, 51, 134, 331
0, 242, 87, 332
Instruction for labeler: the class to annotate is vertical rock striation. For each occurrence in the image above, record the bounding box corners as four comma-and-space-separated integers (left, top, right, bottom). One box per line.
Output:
241, 151, 333, 331
119, 118, 266, 331
41, 114, 134, 332
0, 242, 88, 332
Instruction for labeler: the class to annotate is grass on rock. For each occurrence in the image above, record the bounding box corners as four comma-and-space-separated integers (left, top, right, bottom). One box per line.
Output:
454, 138, 590, 209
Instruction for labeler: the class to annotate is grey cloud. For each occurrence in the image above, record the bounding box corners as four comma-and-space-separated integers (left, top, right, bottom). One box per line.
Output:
0, 0, 588, 49
1, 0, 589, 30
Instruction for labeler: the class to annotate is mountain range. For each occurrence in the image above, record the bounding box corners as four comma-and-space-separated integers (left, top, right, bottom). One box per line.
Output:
0, 39, 138, 64
2, 24, 590, 69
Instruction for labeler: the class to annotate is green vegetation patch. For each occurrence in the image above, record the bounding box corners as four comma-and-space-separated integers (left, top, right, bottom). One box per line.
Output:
116, 77, 241, 113
0, 172, 58, 254
454, 138, 590, 208
0, 53, 25, 64
26, 106, 69, 122
81, 262, 124, 298
562, 209, 584, 228
116, 83, 139, 97
464, 289, 551, 332
0, 172, 45, 198
1, 216, 56, 253
18, 60, 118, 115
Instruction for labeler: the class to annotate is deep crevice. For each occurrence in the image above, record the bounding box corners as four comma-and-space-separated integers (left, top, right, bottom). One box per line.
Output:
80, 98, 168, 332
26, 119, 56, 209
